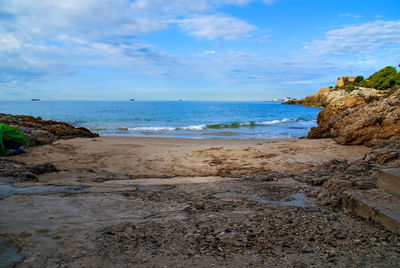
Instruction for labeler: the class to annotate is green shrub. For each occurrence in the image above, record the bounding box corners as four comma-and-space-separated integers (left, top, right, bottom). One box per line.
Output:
355, 75, 364, 84
345, 85, 355, 92
359, 66, 399, 90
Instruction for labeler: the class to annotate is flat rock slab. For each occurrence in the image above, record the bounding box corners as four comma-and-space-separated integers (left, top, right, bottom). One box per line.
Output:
343, 189, 400, 234
378, 168, 400, 198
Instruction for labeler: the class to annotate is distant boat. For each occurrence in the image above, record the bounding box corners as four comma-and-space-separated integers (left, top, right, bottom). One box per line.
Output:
178, 99, 182, 101
129, 99, 135, 101
31, 99, 40, 101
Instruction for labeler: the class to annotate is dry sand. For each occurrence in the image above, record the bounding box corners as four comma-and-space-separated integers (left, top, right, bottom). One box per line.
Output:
14, 136, 369, 178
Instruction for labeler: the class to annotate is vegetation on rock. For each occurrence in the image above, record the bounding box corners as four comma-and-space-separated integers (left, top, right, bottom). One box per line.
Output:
336, 65, 400, 91
358, 66, 400, 90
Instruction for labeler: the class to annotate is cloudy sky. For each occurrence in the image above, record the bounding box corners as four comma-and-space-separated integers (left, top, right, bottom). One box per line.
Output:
1, 0, 399, 100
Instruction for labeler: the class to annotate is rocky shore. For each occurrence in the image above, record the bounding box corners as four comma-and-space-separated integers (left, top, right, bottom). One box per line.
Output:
284, 80, 399, 146
305, 87, 399, 146
0, 113, 98, 146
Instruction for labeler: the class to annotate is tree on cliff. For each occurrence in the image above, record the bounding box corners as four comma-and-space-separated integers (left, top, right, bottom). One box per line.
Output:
358, 66, 399, 90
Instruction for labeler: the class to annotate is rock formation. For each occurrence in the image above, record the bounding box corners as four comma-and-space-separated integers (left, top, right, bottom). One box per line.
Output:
307, 89, 400, 146
0, 114, 98, 146
283, 71, 399, 146
295, 137, 400, 208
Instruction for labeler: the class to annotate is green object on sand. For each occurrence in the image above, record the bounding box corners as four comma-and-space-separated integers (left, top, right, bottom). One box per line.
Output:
0, 123, 29, 156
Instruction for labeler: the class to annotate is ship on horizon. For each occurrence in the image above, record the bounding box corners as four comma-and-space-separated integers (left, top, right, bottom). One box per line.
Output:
129, 98, 135, 101
31, 99, 40, 101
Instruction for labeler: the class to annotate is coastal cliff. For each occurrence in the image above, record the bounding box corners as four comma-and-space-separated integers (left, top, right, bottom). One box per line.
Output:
284, 66, 400, 146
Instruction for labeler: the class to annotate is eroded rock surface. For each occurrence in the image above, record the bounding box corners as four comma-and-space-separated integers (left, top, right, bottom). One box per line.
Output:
307, 90, 400, 145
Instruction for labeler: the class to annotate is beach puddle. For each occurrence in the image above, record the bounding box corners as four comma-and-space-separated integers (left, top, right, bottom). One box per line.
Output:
137, 185, 173, 191
247, 193, 308, 207
0, 184, 88, 200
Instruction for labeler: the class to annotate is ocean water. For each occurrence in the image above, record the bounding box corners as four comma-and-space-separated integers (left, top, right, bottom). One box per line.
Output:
0, 101, 321, 139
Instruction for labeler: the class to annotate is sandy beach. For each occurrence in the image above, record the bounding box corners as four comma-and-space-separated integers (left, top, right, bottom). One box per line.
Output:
4, 137, 400, 267
14, 136, 369, 179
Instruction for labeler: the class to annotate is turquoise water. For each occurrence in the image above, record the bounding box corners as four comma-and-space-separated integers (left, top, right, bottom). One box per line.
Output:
0, 101, 321, 139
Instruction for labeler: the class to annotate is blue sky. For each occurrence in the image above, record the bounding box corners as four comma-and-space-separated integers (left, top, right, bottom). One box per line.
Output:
1, 0, 399, 100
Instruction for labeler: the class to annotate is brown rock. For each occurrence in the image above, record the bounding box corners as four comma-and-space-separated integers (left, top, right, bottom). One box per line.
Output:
282, 99, 304, 105
307, 90, 400, 145
0, 114, 99, 146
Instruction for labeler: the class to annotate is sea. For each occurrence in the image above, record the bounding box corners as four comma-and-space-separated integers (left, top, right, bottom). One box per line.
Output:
0, 101, 321, 139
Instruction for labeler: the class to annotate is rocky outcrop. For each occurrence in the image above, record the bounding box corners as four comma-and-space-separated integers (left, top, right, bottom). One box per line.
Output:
293, 137, 400, 232
308, 90, 400, 146
281, 99, 304, 105
0, 114, 98, 146
0, 157, 57, 180
296, 137, 400, 208
282, 86, 383, 107
302, 87, 382, 108
283, 78, 398, 146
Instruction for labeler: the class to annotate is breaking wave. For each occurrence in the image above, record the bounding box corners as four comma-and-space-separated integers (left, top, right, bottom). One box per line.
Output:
116, 118, 313, 132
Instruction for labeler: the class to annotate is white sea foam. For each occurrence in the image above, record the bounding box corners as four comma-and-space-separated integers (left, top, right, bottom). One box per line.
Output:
127, 124, 207, 132
260, 118, 291, 125
128, 126, 177, 131
179, 124, 206, 131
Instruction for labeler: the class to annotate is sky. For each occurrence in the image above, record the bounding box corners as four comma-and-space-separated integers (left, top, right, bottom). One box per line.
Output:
0, 0, 399, 101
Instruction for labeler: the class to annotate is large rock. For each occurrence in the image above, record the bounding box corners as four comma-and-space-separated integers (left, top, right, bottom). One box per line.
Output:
307, 90, 400, 145
0, 114, 98, 146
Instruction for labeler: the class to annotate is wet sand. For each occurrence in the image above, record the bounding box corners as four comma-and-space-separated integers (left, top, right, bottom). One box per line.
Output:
14, 136, 369, 177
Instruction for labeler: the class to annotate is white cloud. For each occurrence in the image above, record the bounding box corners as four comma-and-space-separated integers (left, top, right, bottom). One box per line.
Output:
3, 0, 397, 99
307, 20, 400, 57
175, 15, 256, 40
0, 0, 270, 84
